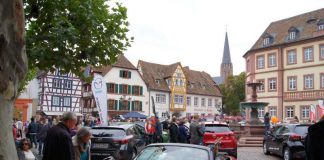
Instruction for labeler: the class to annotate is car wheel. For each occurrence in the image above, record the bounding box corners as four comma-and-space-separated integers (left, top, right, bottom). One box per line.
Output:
263, 143, 270, 155
283, 147, 292, 160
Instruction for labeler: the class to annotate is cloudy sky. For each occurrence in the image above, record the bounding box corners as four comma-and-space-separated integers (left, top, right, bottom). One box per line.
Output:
119, 0, 323, 76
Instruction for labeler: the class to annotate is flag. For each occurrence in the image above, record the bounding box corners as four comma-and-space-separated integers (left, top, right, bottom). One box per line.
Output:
310, 104, 316, 122
92, 74, 108, 125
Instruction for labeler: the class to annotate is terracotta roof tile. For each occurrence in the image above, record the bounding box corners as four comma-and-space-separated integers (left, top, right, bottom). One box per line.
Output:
249, 8, 324, 52
91, 54, 136, 75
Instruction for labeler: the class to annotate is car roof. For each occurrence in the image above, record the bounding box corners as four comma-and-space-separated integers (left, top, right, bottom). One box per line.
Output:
277, 123, 312, 127
146, 143, 212, 151
92, 123, 140, 130
204, 121, 228, 125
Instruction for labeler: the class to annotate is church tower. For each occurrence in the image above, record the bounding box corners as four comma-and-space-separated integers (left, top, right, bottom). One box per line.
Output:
220, 32, 233, 80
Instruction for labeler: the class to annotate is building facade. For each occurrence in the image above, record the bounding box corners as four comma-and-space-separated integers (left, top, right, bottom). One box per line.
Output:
81, 54, 149, 118
138, 60, 222, 119
37, 69, 82, 116
244, 8, 324, 121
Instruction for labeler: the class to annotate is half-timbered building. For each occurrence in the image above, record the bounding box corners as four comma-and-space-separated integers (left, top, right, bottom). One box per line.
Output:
37, 69, 82, 116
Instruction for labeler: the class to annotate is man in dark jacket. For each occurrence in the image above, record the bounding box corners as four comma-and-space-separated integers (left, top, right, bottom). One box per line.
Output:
169, 117, 180, 143
154, 117, 163, 143
190, 115, 203, 145
37, 118, 50, 155
27, 117, 38, 148
43, 112, 77, 160
305, 119, 324, 160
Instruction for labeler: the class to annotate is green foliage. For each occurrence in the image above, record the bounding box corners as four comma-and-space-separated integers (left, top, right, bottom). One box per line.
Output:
24, 0, 132, 80
18, 67, 37, 95
220, 72, 246, 115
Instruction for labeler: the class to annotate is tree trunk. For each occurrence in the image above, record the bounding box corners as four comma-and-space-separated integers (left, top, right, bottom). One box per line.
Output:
0, 0, 27, 159
0, 98, 17, 160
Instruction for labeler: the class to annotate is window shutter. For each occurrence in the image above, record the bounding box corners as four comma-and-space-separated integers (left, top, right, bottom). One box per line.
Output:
131, 101, 135, 111
115, 84, 118, 93
128, 85, 131, 94
132, 86, 135, 95
128, 71, 132, 78
140, 101, 143, 111
128, 101, 131, 110
140, 86, 143, 95
119, 84, 123, 94
106, 83, 110, 93
114, 100, 118, 110
119, 100, 122, 110
119, 70, 123, 77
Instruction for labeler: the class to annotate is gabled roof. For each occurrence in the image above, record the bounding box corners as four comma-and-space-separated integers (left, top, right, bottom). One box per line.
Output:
183, 68, 222, 97
246, 8, 324, 55
91, 54, 136, 75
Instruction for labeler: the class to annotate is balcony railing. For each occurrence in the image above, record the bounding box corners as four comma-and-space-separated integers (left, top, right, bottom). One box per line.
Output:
284, 90, 324, 101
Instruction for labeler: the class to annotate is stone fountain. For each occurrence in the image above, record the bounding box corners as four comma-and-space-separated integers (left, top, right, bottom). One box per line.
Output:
241, 81, 269, 124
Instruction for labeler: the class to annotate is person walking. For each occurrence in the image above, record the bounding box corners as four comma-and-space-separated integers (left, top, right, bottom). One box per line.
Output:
16, 119, 23, 138
145, 118, 155, 144
190, 115, 203, 145
264, 112, 270, 135
37, 117, 50, 155
169, 117, 180, 143
27, 117, 38, 148
72, 127, 91, 160
43, 112, 77, 160
178, 120, 188, 143
154, 117, 163, 143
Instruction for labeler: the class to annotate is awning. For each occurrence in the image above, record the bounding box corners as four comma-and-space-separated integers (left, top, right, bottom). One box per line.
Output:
42, 111, 83, 117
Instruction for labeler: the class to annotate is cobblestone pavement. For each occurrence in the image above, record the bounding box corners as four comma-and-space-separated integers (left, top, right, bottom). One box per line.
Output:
238, 147, 281, 160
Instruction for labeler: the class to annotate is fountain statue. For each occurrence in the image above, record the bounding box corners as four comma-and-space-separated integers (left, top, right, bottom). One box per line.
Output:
240, 81, 269, 125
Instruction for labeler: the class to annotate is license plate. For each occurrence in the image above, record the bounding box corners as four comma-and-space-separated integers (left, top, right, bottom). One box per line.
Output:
92, 143, 109, 149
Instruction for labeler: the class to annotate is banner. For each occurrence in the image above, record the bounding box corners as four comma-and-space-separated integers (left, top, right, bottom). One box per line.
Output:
310, 104, 316, 122
92, 74, 108, 125
317, 100, 324, 120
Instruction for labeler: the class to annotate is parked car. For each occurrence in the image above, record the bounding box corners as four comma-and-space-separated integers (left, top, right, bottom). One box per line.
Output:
263, 123, 311, 160
133, 143, 236, 160
90, 124, 147, 160
203, 121, 238, 157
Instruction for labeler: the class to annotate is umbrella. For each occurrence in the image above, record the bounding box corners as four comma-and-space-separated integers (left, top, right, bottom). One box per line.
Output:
122, 111, 147, 119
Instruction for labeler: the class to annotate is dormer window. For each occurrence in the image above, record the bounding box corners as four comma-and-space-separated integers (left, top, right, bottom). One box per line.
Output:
262, 33, 273, 46
318, 19, 324, 31
288, 26, 298, 40
155, 79, 160, 85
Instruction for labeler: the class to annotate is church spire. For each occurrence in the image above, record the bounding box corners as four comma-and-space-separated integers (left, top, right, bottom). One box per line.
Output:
220, 32, 233, 79
222, 32, 232, 64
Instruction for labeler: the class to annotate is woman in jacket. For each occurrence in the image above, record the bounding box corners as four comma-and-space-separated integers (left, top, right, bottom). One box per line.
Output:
72, 127, 92, 160
178, 120, 188, 143
17, 138, 36, 160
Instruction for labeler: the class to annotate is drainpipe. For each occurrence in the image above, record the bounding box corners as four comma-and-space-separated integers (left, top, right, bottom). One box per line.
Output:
148, 89, 151, 116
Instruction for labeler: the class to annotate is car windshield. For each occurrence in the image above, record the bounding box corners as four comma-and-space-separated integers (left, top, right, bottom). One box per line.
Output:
135, 146, 209, 160
205, 125, 231, 133
91, 128, 126, 137
294, 125, 309, 136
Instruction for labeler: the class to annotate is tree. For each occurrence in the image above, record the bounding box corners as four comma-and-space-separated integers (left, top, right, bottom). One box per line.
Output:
220, 72, 246, 115
0, 0, 132, 159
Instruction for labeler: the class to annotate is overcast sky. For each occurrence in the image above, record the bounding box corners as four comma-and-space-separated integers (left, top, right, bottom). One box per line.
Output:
119, 0, 323, 76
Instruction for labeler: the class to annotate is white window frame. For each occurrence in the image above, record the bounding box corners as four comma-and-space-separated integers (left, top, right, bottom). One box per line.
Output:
257, 80, 265, 92
156, 94, 166, 104
263, 38, 270, 46
301, 106, 310, 119
288, 50, 296, 64
288, 77, 297, 90
269, 54, 276, 67
187, 97, 191, 106
208, 98, 212, 107
194, 97, 198, 107
304, 75, 314, 89
321, 74, 324, 88
174, 95, 183, 104
257, 56, 265, 69
258, 108, 265, 118
269, 79, 277, 91
52, 96, 60, 106
286, 107, 294, 118
320, 45, 324, 59
289, 31, 296, 40
53, 79, 61, 88
269, 107, 277, 117
319, 24, 324, 31
304, 47, 313, 62
201, 98, 205, 107
63, 97, 71, 107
